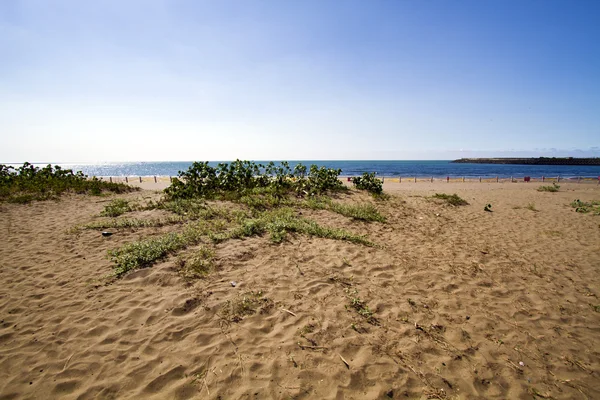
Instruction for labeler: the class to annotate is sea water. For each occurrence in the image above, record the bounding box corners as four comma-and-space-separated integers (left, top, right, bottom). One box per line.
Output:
13, 160, 600, 179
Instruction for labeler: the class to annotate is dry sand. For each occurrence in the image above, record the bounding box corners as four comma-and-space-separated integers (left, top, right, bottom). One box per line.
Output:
1, 181, 599, 399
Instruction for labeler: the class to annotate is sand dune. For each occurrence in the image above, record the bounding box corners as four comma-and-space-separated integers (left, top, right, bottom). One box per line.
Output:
1, 182, 599, 399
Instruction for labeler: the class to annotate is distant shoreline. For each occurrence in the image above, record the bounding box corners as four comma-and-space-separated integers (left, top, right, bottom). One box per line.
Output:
5, 160, 600, 179
452, 157, 600, 166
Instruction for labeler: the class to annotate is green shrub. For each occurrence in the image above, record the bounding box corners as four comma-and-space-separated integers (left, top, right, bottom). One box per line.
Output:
352, 173, 383, 194
0, 162, 134, 203
164, 160, 344, 200
432, 193, 469, 206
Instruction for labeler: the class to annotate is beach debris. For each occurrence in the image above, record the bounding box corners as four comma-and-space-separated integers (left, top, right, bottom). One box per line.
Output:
466, 315, 471, 320
386, 389, 394, 398
484, 204, 492, 212
230, 281, 237, 287
101, 231, 113, 237
519, 361, 525, 367
339, 354, 350, 369
281, 308, 297, 317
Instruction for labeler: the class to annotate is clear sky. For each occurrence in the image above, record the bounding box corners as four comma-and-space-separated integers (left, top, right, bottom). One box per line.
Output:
1, 0, 599, 162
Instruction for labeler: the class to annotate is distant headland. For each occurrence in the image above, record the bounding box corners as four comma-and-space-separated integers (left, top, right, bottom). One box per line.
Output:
451, 157, 600, 166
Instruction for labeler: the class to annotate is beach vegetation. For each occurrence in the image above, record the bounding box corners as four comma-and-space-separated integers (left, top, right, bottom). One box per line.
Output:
109, 232, 188, 277
175, 246, 215, 279
154, 198, 208, 216
102, 160, 383, 277
220, 290, 274, 322
108, 217, 231, 277
0, 162, 134, 203
351, 172, 383, 195
432, 193, 469, 206
101, 199, 133, 217
345, 288, 379, 325
83, 216, 185, 230
537, 183, 560, 192
304, 196, 386, 222
525, 203, 539, 212
210, 208, 375, 246
108, 207, 374, 277
238, 187, 296, 210
571, 199, 600, 215
164, 160, 345, 200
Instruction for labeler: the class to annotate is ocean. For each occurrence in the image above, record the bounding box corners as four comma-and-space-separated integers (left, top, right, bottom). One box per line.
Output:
14, 160, 600, 179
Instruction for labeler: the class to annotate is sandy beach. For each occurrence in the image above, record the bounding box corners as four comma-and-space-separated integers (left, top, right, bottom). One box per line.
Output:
1, 181, 599, 399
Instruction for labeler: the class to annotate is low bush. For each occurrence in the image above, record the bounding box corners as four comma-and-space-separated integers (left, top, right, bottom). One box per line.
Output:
352, 173, 383, 195
0, 162, 134, 203
164, 160, 345, 200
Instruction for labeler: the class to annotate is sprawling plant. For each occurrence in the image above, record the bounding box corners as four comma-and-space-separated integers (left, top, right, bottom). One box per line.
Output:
0, 162, 134, 203
164, 160, 345, 200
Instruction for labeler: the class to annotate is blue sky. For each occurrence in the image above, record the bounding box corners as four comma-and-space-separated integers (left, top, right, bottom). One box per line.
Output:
1, 0, 599, 162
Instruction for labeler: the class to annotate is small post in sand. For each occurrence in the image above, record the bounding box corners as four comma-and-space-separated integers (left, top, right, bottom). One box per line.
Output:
109, 177, 112, 183
414, 176, 417, 183
139, 176, 142, 183
125, 176, 128, 183
496, 176, 498, 182
154, 176, 157, 183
